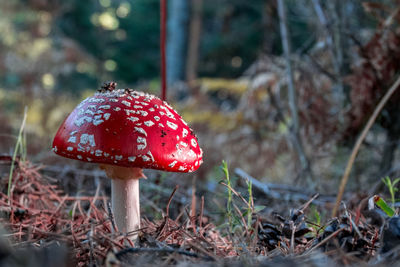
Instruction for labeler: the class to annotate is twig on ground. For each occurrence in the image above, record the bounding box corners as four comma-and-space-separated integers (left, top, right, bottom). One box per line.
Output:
234, 168, 334, 205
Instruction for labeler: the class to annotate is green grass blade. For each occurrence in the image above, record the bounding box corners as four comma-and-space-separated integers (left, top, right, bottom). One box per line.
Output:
373, 195, 395, 217
8, 107, 28, 200
220, 160, 233, 232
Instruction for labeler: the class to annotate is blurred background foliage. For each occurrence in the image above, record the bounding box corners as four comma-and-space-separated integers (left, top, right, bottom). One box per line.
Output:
2, 0, 400, 195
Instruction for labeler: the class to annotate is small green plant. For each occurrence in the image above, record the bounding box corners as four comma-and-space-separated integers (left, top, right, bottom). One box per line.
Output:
246, 179, 253, 228
219, 161, 265, 234
306, 205, 325, 236
371, 195, 395, 217
309, 205, 321, 226
8, 107, 28, 200
220, 160, 234, 232
382, 176, 400, 206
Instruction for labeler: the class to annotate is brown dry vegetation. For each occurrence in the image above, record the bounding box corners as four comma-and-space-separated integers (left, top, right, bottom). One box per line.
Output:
3, 1, 400, 266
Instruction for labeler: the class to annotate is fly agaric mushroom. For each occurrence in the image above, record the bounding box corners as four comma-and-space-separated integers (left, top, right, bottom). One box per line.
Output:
52, 82, 203, 240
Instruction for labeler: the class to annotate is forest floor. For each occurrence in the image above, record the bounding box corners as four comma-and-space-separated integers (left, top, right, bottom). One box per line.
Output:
0, 156, 399, 267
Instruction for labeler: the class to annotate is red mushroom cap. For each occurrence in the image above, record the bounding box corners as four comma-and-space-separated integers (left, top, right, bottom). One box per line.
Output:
52, 89, 203, 172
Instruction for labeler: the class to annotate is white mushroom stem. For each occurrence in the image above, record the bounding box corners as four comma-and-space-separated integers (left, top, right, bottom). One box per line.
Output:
112, 178, 140, 236
100, 165, 145, 241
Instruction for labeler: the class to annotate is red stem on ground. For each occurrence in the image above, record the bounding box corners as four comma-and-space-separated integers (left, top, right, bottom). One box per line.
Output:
160, 0, 167, 101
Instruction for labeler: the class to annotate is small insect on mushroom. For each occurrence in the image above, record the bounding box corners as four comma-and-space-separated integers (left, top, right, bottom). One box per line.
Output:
52, 82, 203, 241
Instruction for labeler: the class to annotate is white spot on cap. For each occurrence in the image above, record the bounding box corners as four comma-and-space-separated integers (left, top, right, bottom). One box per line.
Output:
53, 146, 58, 152
77, 155, 83, 159
80, 134, 96, 147
99, 105, 111, 109
146, 151, 154, 162
128, 156, 136, 162
178, 166, 186, 171
160, 105, 176, 119
149, 108, 155, 112
68, 136, 77, 143
182, 128, 188, 137
122, 100, 131, 107
104, 113, 111, 120
104, 152, 110, 157
134, 127, 147, 136
167, 121, 178, 130
191, 139, 197, 147
95, 150, 102, 156
114, 107, 121, 111
87, 157, 92, 162
125, 109, 135, 115
74, 116, 92, 127
140, 110, 148, 116
180, 118, 188, 126
137, 136, 147, 150
159, 123, 164, 127
128, 117, 139, 122
110, 98, 119, 102
89, 98, 105, 103
67, 147, 73, 151
115, 155, 123, 160
154, 116, 160, 121
93, 119, 104, 126
133, 105, 143, 109
180, 141, 188, 147
169, 160, 177, 168
84, 109, 95, 115
144, 121, 154, 127
142, 155, 150, 161
70, 131, 78, 136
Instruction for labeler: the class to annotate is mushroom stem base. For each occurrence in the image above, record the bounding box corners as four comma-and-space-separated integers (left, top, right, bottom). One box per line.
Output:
111, 178, 140, 240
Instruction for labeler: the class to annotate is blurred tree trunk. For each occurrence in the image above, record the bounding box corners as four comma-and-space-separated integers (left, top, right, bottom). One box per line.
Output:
186, 0, 203, 84
167, 0, 190, 86
277, 0, 313, 184
261, 1, 276, 54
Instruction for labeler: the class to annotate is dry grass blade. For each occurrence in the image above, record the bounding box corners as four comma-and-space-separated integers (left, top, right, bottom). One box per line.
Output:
333, 74, 400, 216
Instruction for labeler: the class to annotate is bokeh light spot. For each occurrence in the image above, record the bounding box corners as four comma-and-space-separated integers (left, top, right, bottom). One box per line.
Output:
42, 73, 55, 90
104, 59, 117, 71
116, 2, 131, 18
